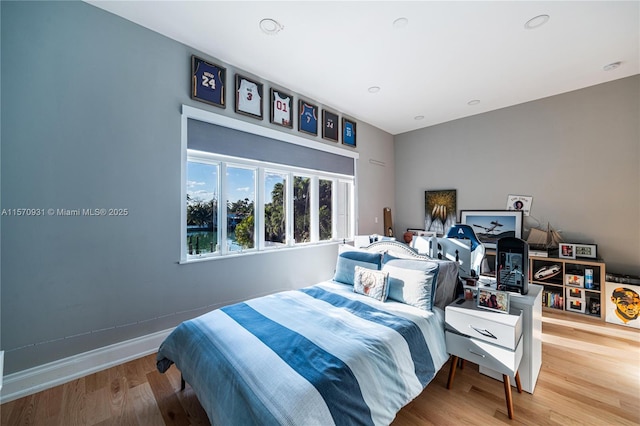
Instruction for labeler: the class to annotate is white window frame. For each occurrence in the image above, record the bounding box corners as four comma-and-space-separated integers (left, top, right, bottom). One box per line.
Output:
180, 105, 358, 263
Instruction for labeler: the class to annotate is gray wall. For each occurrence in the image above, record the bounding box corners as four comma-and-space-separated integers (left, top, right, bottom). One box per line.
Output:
394, 75, 640, 276
0, 1, 395, 373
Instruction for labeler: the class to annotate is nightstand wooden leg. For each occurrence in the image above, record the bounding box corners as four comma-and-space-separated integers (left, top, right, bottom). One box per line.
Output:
503, 374, 514, 419
447, 356, 459, 389
515, 371, 522, 393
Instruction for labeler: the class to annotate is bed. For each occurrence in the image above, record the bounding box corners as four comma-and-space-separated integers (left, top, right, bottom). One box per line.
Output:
157, 241, 460, 425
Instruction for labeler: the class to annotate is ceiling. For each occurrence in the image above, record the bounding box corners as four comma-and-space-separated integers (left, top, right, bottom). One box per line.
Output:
86, 1, 639, 135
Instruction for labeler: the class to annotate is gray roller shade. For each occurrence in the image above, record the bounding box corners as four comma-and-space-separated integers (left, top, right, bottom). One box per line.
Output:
188, 118, 355, 176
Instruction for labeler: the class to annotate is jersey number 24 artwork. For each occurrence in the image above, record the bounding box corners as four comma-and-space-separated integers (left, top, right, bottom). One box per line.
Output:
191, 55, 226, 108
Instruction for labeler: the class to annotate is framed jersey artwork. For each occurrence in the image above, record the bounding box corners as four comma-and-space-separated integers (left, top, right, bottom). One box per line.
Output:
298, 100, 318, 136
270, 88, 293, 128
191, 55, 226, 108
235, 74, 263, 119
322, 109, 339, 142
342, 118, 357, 147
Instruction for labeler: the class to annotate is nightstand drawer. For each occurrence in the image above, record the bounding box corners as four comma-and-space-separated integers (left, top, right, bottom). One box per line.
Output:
446, 330, 523, 375
446, 301, 522, 350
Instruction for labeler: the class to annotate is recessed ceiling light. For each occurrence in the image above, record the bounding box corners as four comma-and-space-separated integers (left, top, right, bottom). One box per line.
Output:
524, 14, 550, 30
259, 18, 284, 35
468, 100, 480, 106
603, 61, 622, 71
368, 86, 381, 93
414, 115, 424, 120
393, 17, 408, 29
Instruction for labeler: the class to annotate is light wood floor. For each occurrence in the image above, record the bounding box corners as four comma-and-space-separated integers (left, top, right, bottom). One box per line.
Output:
2, 311, 639, 425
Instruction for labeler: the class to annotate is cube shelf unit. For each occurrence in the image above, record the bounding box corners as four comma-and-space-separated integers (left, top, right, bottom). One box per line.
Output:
529, 256, 605, 319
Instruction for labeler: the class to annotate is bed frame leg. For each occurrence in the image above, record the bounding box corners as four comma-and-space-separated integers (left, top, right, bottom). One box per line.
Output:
181, 374, 185, 391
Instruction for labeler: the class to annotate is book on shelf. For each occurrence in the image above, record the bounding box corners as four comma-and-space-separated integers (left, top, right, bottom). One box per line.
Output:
529, 248, 549, 258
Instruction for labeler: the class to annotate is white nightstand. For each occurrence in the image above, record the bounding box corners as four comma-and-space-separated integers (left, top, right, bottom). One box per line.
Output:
445, 298, 523, 419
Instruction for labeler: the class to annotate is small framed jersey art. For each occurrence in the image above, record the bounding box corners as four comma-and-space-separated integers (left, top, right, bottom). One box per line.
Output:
342, 118, 356, 147
270, 88, 293, 128
298, 100, 318, 136
322, 109, 339, 142
191, 55, 226, 108
235, 74, 263, 119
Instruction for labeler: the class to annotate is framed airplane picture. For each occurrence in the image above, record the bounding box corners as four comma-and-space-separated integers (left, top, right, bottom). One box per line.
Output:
460, 210, 523, 249
342, 118, 356, 147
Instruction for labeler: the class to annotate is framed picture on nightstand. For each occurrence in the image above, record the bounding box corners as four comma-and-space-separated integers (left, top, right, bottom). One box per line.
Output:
477, 288, 510, 314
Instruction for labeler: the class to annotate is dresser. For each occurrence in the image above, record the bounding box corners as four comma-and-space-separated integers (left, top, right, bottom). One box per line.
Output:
478, 283, 543, 394
445, 298, 524, 419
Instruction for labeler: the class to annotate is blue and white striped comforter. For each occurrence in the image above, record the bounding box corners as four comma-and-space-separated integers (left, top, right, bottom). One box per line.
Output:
157, 281, 449, 426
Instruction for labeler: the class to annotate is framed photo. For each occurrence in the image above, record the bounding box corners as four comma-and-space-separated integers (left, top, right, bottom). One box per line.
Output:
298, 100, 318, 136
425, 190, 457, 236
574, 243, 597, 259
566, 298, 585, 313
460, 210, 523, 249
270, 88, 293, 128
566, 273, 585, 288
477, 288, 510, 314
191, 55, 226, 108
506, 194, 532, 216
567, 287, 585, 299
605, 282, 640, 328
322, 110, 339, 142
235, 74, 263, 119
559, 243, 576, 259
342, 118, 357, 147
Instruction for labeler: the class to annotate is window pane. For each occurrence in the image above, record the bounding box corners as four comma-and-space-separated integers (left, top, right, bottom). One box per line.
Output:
226, 166, 255, 251
293, 176, 310, 243
264, 172, 287, 246
187, 161, 218, 255
319, 179, 332, 241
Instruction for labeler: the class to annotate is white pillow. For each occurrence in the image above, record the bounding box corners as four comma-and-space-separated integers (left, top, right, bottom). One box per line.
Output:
382, 258, 439, 310
353, 265, 389, 302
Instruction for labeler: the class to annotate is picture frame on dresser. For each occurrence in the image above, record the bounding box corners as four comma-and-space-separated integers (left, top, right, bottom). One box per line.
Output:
477, 288, 510, 313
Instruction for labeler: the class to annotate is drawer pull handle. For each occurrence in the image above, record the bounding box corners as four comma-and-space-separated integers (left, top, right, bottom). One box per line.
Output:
470, 325, 497, 339
468, 349, 486, 358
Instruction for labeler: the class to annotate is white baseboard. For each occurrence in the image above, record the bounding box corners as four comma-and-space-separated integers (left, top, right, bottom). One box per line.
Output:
0, 328, 173, 404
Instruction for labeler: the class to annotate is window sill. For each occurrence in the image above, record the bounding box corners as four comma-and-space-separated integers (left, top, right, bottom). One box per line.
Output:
179, 240, 343, 264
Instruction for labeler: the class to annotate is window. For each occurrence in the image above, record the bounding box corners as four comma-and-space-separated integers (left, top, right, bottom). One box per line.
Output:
319, 179, 333, 241
181, 106, 357, 262
264, 171, 287, 247
186, 161, 218, 255
225, 165, 256, 251
184, 152, 354, 260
